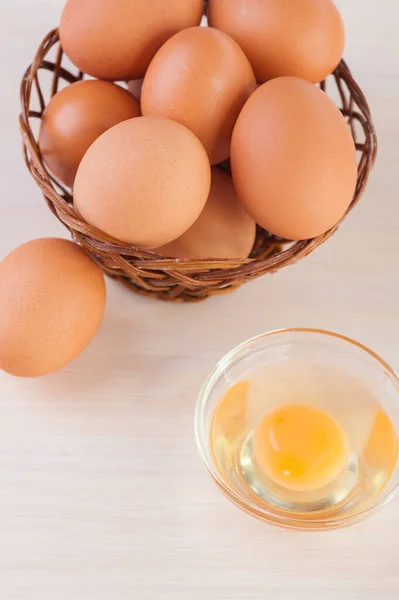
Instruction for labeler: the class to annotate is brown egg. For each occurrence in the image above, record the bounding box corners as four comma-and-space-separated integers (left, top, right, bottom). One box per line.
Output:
0, 238, 106, 377
231, 77, 358, 240
38, 80, 140, 188
208, 0, 345, 83
60, 0, 204, 81
74, 116, 211, 248
156, 168, 256, 259
141, 27, 256, 164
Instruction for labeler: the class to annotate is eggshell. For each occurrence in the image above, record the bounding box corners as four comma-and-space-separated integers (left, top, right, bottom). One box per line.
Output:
141, 27, 256, 164
39, 80, 140, 188
0, 238, 106, 377
74, 116, 211, 248
155, 167, 256, 259
60, 0, 204, 81
231, 77, 358, 240
208, 0, 345, 83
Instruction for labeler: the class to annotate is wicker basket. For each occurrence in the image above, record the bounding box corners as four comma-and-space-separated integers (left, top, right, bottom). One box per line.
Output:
20, 28, 377, 302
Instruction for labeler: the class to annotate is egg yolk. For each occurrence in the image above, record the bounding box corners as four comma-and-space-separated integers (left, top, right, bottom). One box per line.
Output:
363, 410, 398, 475
253, 404, 349, 492
211, 380, 249, 443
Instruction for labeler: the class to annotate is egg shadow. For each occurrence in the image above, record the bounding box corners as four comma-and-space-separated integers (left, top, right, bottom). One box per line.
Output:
31, 309, 140, 401
31, 293, 197, 401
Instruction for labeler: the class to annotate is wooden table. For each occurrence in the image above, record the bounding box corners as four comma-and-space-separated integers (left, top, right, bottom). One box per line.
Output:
1, 1, 398, 598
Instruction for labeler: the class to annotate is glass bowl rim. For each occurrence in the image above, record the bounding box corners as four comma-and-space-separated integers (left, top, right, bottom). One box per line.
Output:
194, 327, 399, 527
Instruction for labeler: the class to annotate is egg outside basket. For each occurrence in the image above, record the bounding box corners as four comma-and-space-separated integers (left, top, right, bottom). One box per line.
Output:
20, 28, 377, 302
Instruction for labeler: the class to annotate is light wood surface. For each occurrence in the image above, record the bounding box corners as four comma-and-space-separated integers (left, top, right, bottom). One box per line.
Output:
1, 1, 398, 598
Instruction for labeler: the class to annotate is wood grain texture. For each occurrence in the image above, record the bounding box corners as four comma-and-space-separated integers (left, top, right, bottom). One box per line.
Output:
0, 1, 399, 598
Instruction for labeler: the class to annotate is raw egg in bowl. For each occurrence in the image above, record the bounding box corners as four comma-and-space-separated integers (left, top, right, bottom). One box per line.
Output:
195, 329, 399, 530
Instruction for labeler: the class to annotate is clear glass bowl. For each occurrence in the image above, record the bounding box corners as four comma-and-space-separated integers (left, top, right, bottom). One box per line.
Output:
195, 329, 399, 530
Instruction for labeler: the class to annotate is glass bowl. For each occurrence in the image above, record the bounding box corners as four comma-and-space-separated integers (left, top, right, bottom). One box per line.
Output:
195, 329, 399, 530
